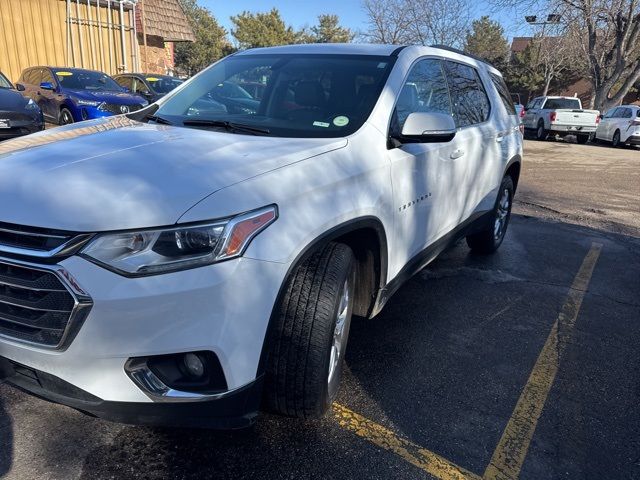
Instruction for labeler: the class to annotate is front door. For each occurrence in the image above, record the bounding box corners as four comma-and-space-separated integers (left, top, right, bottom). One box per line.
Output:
388, 58, 468, 269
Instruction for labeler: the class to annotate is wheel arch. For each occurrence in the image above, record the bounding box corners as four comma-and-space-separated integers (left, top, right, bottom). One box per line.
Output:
504, 154, 522, 191
256, 216, 389, 379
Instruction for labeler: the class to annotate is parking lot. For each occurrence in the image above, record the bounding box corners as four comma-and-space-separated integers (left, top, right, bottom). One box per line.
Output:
1, 139, 639, 480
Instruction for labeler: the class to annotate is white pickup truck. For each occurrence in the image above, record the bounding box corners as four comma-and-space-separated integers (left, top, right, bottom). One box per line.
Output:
523, 96, 600, 144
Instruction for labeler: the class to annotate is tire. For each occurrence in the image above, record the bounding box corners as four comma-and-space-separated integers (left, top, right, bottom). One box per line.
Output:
264, 242, 355, 418
59, 108, 74, 125
611, 130, 621, 148
576, 134, 590, 144
466, 176, 514, 254
535, 121, 547, 141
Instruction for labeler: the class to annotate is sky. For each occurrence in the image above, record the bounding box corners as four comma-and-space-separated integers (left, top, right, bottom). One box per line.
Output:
199, 0, 539, 42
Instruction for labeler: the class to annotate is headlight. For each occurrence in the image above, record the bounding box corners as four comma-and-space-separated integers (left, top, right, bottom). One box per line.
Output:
25, 98, 40, 111
81, 206, 277, 276
75, 99, 102, 107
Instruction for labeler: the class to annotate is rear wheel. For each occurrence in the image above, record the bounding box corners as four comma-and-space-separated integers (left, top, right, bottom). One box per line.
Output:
466, 176, 514, 254
576, 134, 590, 144
612, 130, 621, 147
535, 121, 547, 141
59, 108, 74, 125
264, 242, 355, 418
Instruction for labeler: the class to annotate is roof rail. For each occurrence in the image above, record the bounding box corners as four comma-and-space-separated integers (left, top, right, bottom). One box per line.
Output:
429, 44, 494, 67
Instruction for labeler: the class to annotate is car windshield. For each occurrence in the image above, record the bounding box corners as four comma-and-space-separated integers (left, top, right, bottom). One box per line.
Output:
543, 98, 581, 110
145, 75, 183, 94
154, 54, 396, 138
54, 69, 123, 92
0, 72, 12, 89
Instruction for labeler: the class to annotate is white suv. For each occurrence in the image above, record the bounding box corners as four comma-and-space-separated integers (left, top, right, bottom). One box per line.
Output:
595, 105, 640, 147
0, 44, 522, 427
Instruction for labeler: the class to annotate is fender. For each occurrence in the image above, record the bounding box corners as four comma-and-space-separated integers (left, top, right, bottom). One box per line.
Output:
503, 153, 522, 191
255, 216, 389, 379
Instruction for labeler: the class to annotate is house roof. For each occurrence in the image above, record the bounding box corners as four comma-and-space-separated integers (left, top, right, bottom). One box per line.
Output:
511, 37, 532, 53
137, 0, 195, 42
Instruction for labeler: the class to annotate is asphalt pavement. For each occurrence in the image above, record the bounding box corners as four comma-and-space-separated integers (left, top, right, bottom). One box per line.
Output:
1, 139, 639, 480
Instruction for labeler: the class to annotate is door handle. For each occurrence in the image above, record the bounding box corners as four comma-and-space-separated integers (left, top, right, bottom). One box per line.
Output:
450, 149, 465, 159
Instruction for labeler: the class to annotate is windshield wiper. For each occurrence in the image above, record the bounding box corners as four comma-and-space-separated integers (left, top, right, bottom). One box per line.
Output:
145, 114, 173, 125
182, 119, 270, 135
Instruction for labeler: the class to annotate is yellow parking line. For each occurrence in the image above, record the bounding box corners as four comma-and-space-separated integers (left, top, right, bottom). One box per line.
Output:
483, 242, 602, 480
333, 403, 482, 480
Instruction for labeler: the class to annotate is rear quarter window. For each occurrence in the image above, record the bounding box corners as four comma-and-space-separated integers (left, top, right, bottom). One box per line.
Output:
490, 73, 516, 115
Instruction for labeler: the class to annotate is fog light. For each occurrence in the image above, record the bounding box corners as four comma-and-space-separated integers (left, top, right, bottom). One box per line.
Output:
183, 353, 205, 378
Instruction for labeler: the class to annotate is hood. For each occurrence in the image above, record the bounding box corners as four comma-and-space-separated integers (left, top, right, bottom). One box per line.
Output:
0, 88, 31, 111
0, 116, 347, 232
66, 89, 147, 105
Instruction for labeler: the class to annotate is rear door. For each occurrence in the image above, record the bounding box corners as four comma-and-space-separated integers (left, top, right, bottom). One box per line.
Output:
442, 60, 496, 220
597, 108, 617, 141
388, 58, 466, 263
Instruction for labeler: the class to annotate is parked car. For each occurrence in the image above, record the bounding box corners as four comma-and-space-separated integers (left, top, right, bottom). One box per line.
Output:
16, 67, 148, 125
594, 105, 640, 147
0, 69, 44, 140
113, 73, 184, 103
522, 96, 600, 144
0, 44, 522, 428
209, 81, 260, 114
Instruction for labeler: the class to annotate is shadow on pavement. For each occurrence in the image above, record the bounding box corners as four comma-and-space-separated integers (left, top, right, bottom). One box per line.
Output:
0, 393, 13, 477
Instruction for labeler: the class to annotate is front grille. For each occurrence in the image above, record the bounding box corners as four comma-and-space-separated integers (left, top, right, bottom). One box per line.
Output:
0, 111, 33, 122
0, 222, 73, 252
100, 103, 143, 115
0, 260, 85, 348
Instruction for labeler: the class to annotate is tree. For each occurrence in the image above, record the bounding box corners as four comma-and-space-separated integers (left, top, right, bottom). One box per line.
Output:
231, 8, 297, 49
493, 0, 640, 111
310, 14, 354, 43
507, 33, 578, 96
362, 0, 415, 44
175, 0, 232, 76
464, 16, 509, 67
362, 0, 471, 47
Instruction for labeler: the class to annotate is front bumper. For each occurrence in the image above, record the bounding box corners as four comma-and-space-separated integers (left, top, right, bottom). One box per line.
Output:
0, 254, 288, 423
0, 119, 44, 141
1, 356, 263, 428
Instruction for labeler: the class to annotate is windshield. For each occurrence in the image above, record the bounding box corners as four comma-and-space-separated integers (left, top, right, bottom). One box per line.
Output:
0, 72, 12, 89
543, 98, 581, 110
146, 75, 183, 94
155, 54, 396, 138
54, 69, 123, 92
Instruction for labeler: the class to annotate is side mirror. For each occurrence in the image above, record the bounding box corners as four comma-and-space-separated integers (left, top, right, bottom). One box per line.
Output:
400, 112, 456, 142
16, 83, 25, 92
39, 81, 54, 91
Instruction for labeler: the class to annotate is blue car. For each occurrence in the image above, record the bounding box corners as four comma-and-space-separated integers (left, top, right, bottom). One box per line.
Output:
16, 67, 148, 125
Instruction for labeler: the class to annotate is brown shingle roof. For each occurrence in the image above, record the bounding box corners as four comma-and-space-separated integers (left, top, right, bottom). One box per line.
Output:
137, 0, 195, 42
511, 37, 532, 53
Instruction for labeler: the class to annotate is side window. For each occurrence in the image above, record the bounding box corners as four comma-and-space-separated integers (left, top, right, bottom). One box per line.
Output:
115, 76, 132, 90
133, 78, 150, 95
24, 69, 39, 85
621, 108, 633, 118
611, 108, 623, 118
41, 69, 54, 85
393, 58, 452, 131
443, 61, 491, 127
490, 73, 516, 115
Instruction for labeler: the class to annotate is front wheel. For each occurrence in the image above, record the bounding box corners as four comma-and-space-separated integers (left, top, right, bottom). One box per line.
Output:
466, 176, 514, 254
264, 242, 355, 418
59, 108, 74, 125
